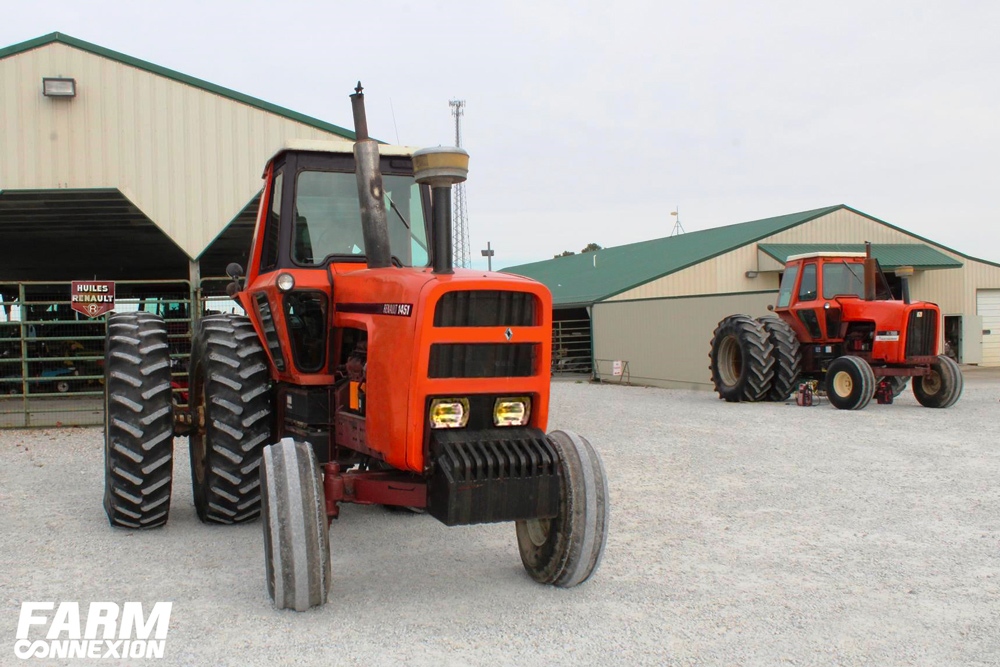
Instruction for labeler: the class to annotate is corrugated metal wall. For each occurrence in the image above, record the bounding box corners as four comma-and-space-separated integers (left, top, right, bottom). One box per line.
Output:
592, 291, 779, 389
0, 43, 351, 259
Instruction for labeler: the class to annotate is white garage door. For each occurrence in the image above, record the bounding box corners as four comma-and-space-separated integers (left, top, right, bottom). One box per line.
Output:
978, 290, 1000, 366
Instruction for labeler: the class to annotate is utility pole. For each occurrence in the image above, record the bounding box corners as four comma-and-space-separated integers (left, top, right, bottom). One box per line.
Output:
481, 241, 494, 271
450, 99, 471, 268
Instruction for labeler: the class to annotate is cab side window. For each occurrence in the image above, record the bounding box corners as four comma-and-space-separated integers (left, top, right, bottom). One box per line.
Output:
260, 170, 284, 272
798, 263, 817, 302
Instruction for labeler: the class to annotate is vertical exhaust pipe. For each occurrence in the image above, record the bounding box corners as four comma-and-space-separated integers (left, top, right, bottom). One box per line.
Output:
350, 83, 392, 269
896, 266, 913, 304
863, 241, 877, 301
412, 146, 469, 275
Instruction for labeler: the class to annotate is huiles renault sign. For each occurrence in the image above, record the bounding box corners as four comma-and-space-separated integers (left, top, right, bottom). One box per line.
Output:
71, 281, 115, 318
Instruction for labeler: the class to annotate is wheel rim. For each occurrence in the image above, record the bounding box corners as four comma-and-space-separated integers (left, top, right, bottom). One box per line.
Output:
923, 370, 942, 396
524, 518, 551, 547
833, 370, 853, 397
56, 381, 69, 393
717, 335, 742, 386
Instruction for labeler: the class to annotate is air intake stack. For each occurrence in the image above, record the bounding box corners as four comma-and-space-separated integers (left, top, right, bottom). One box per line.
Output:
413, 146, 470, 275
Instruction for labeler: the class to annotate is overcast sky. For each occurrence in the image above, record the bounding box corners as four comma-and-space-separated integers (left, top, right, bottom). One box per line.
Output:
4, 1, 999, 268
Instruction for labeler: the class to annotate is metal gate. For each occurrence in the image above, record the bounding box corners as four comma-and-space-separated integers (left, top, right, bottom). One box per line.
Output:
551, 315, 593, 376
0, 280, 204, 428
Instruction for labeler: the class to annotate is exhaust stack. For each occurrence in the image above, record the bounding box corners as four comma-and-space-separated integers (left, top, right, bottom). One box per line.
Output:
896, 266, 913, 304
413, 146, 469, 275
350, 83, 392, 269
863, 241, 877, 301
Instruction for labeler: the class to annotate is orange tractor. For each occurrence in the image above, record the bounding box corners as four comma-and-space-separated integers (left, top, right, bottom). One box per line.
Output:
103, 85, 609, 610
709, 245, 962, 410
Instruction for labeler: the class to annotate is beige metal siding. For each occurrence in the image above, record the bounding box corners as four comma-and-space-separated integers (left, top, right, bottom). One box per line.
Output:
0, 43, 351, 259
592, 291, 778, 389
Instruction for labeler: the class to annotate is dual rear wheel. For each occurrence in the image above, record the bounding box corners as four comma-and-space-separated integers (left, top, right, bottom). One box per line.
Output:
103, 313, 273, 528
709, 315, 800, 402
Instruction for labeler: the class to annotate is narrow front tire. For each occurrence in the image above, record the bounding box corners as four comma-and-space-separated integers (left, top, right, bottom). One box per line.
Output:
261, 438, 332, 611
516, 430, 609, 588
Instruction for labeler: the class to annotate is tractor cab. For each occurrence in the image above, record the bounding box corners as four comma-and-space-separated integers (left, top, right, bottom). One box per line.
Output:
247, 141, 431, 276
773, 249, 939, 366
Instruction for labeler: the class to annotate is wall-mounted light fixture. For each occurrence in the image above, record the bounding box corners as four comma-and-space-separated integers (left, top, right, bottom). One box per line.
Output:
42, 77, 76, 97
745, 270, 759, 279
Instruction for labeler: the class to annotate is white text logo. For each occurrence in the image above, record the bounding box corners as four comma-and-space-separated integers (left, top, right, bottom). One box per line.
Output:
14, 602, 171, 660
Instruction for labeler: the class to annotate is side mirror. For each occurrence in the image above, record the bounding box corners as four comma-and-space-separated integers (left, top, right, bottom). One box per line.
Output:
225, 263, 245, 298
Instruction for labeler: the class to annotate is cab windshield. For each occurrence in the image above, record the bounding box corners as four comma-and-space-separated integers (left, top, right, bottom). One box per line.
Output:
822, 262, 866, 299
292, 170, 429, 266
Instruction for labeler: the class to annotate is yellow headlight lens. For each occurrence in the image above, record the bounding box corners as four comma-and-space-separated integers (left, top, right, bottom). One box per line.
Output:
429, 398, 470, 429
493, 397, 531, 427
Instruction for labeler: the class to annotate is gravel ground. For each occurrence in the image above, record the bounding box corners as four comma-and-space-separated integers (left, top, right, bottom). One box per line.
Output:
1, 369, 999, 666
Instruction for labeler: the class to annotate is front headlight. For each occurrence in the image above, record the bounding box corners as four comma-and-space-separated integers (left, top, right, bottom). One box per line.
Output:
276, 273, 295, 292
493, 397, 531, 427
429, 398, 470, 429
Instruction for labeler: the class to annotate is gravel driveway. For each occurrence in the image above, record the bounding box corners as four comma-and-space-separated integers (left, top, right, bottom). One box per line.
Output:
1, 370, 998, 666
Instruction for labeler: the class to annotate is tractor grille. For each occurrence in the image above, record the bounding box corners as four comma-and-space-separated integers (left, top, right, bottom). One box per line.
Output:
428, 343, 535, 378
434, 291, 536, 327
254, 293, 285, 371
905, 309, 937, 357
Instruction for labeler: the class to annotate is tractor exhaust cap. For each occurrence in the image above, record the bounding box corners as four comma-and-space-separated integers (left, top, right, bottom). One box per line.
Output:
413, 146, 470, 275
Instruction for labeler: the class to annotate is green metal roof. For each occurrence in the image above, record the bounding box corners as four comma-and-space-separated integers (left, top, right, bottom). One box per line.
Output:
503, 205, 843, 306
0, 32, 356, 139
758, 244, 963, 270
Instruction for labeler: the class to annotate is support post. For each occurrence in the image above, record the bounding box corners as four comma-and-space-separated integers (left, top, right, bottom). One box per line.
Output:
189, 259, 201, 332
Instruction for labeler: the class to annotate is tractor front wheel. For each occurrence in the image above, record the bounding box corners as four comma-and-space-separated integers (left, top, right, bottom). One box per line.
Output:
825, 355, 875, 410
261, 438, 332, 611
913, 355, 963, 408
516, 430, 609, 588
189, 314, 273, 524
709, 315, 775, 402
103, 313, 174, 529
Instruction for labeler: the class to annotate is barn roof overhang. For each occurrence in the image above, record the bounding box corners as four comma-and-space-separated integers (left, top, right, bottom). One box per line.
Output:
757, 243, 964, 272
0, 188, 191, 281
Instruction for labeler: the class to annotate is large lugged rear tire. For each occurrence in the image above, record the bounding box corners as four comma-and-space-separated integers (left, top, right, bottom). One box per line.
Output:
758, 316, 801, 401
261, 438, 332, 611
516, 430, 609, 588
103, 313, 174, 529
825, 355, 875, 410
709, 315, 775, 402
913, 355, 963, 408
189, 314, 273, 524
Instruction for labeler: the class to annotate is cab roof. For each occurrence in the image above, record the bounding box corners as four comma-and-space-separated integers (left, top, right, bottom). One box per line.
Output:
786, 251, 866, 262
266, 139, 420, 164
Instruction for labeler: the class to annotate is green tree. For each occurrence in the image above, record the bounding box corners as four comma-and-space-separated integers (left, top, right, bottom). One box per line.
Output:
581, 243, 603, 253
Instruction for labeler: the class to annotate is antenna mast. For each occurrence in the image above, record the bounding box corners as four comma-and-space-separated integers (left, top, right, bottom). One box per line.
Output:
670, 206, 686, 236
449, 99, 471, 268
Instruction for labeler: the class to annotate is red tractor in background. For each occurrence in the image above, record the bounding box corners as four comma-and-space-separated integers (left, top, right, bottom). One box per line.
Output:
709, 245, 963, 410
102, 85, 609, 610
